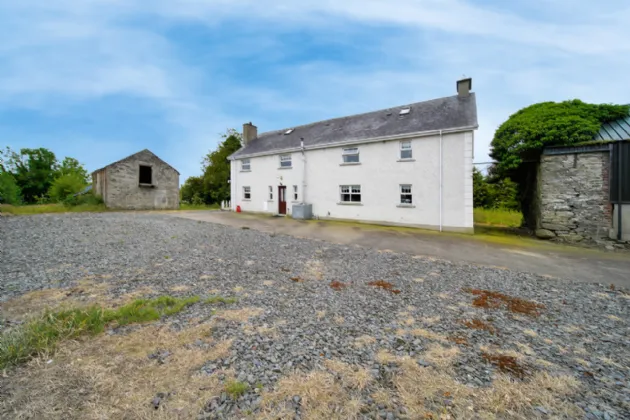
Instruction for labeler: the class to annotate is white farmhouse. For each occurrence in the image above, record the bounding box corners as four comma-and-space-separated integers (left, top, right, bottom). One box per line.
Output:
229, 78, 478, 233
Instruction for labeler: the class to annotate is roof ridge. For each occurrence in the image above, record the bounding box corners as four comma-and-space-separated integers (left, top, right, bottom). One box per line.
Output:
257, 94, 466, 137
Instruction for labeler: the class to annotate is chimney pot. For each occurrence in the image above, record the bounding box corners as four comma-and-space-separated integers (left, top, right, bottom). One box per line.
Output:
457, 77, 472, 97
242, 122, 258, 146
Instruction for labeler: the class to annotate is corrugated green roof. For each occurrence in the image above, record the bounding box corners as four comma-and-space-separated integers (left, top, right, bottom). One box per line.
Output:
595, 110, 630, 141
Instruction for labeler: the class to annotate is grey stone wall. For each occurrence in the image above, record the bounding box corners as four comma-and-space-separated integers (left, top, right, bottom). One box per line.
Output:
97, 150, 179, 210
538, 151, 612, 242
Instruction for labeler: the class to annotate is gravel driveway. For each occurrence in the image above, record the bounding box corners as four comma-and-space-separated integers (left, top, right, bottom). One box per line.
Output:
1, 213, 629, 419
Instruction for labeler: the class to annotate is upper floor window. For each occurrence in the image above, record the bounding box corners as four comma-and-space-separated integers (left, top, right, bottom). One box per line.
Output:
139, 165, 152, 184
342, 148, 360, 163
280, 154, 292, 168
400, 184, 412, 204
340, 185, 361, 203
241, 159, 251, 171
400, 141, 412, 160
243, 186, 251, 200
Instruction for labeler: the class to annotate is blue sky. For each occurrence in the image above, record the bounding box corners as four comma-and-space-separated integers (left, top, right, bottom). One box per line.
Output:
1, 0, 629, 182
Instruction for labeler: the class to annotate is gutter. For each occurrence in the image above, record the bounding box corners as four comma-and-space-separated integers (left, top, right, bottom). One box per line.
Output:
228, 125, 479, 160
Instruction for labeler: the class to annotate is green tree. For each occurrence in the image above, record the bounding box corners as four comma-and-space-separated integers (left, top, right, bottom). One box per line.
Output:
3, 148, 59, 203
0, 171, 22, 205
58, 157, 89, 184
473, 167, 490, 208
201, 129, 242, 204
180, 176, 204, 204
48, 173, 86, 202
490, 100, 629, 222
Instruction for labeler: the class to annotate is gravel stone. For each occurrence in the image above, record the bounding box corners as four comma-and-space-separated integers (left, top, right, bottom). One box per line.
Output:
1, 213, 629, 419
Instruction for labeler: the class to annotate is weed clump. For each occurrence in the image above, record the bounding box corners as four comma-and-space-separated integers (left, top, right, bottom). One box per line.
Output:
368, 280, 401, 295
225, 381, 249, 398
464, 289, 544, 317
329, 281, 348, 291
481, 352, 529, 379
0, 295, 199, 369
462, 318, 497, 334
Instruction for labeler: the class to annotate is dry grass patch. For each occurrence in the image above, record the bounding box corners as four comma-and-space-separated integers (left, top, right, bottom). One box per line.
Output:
261, 370, 363, 420
462, 318, 497, 334
169, 285, 191, 292
523, 329, 538, 337
409, 328, 448, 343
607, 315, 623, 322
316, 310, 326, 320
302, 259, 325, 281
421, 316, 441, 325
376, 350, 398, 364
423, 343, 460, 369
324, 359, 373, 390
0, 322, 231, 420
353, 335, 376, 348
214, 307, 263, 323
262, 281, 274, 287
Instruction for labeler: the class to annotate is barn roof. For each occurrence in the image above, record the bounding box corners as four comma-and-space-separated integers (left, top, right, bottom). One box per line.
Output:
595, 109, 630, 141
91, 149, 180, 175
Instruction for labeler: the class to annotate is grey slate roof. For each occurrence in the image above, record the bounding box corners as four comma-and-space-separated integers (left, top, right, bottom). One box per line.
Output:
230, 93, 477, 159
595, 109, 630, 141
91, 149, 180, 175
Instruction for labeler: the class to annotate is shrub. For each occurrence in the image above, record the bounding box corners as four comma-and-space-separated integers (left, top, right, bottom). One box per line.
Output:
0, 171, 22, 205
49, 174, 86, 202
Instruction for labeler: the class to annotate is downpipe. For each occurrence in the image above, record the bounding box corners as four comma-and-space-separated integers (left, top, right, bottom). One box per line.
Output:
439, 129, 443, 232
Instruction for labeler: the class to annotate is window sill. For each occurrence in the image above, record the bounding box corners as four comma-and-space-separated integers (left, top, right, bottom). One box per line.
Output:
240, 170, 251, 173
397, 204, 416, 208
242, 199, 251, 201
278, 166, 293, 170
139, 183, 155, 188
397, 159, 415, 162
340, 162, 361, 166
337, 202, 363, 206
291, 200, 301, 203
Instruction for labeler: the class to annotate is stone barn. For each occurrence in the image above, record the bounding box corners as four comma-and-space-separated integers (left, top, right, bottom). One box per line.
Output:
92, 149, 180, 210
536, 112, 630, 244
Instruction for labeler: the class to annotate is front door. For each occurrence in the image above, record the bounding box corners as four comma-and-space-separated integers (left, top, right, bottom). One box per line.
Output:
278, 186, 287, 215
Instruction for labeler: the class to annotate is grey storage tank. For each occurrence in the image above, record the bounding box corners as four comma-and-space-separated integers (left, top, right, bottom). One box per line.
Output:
292, 203, 313, 220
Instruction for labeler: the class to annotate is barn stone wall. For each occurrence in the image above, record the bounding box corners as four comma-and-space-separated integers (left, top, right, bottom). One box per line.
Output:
537, 151, 612, 242
94, 150, 179, 210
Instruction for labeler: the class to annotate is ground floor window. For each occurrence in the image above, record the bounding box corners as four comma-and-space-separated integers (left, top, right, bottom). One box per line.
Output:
340, 185, 361, 203
293, 185, 298, 201
400, 184, 412, 204
243, 186, 251, 200
269, 186, 273, 200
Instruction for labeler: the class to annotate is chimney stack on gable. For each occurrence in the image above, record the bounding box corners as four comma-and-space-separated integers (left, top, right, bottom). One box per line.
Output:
242, 122, 258, 146
457, 77, 472, 97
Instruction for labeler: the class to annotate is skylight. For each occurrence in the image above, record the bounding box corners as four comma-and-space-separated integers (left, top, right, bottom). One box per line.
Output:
285, 129, 294, 135
399, 108, 411, 116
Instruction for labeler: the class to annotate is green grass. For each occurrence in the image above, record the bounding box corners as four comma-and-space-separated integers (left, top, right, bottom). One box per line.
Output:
179, 203, 220, 211
224, 380, 249, 398
0, 295, 199, 369
473, 208, 523, 228
205, 295, 238, 305
0, 203, 109, 215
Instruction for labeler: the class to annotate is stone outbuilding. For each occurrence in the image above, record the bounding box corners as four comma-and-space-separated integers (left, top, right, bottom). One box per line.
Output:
536, 113, 630, 243
92, 149, 180, 210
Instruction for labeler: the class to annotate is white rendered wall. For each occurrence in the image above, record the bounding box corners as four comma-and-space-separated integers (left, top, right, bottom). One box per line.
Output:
232, 131, 474, 232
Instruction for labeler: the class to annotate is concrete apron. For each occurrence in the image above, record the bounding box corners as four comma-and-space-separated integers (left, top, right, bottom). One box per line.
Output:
167, 211, 630, 289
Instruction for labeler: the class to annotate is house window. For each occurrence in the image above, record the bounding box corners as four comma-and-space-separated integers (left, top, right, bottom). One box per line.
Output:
139, 165, 152, 184
293, 185, 298, 201
269, 186, 273, 200
342, 148, 360, 163
400, 141, 412, 159
340, 185, 361, 203
400, 185, 412, 204
243, 186, 251, 200
280, 154, 292, 168
241, 159, 251, 171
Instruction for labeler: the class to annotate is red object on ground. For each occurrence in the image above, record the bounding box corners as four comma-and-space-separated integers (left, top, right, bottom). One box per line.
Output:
236, 205, 241, 213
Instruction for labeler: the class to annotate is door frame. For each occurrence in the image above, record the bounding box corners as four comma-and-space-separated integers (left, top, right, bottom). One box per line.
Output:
278, 185, 287, 215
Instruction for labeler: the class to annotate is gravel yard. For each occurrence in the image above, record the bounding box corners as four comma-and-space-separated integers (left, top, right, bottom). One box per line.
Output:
1, 213, 629, 419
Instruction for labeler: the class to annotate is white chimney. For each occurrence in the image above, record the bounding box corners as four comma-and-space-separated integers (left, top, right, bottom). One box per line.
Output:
457, 77, 472, 97
242, 122, 258, 146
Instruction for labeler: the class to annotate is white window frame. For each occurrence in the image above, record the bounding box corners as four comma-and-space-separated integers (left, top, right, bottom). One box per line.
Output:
400, 184, 413, 205
293, 185, 298, 201
400, 141, 412, 160
243, 186, 251, 200
269, 186, 273, 200
342, 147, 360, 164
279, 154, 292, 168
241, 159, 251, 171
340, 185, 361, 203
